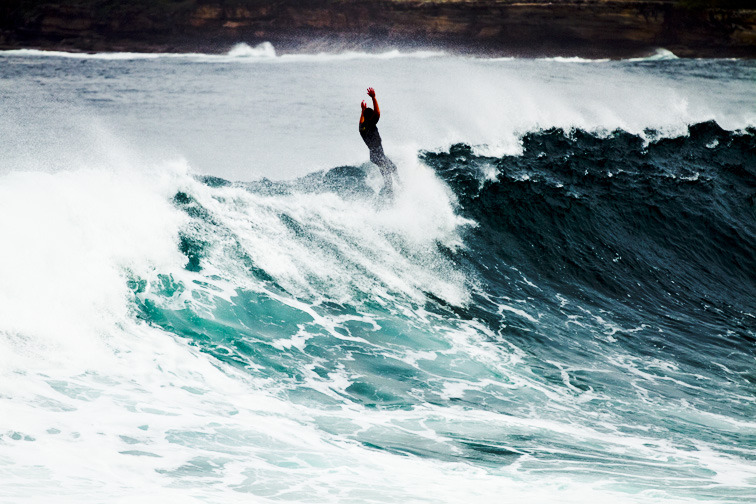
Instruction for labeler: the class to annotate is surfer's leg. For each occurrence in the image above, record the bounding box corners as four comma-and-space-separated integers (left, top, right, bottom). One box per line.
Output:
379, 165, 394, 193
374, 155, 395, 193
383, 155, 397, 175
369, 150, 392, 192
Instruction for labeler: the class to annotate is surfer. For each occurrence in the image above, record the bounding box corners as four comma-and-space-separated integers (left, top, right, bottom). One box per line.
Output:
359, 87, 397, 196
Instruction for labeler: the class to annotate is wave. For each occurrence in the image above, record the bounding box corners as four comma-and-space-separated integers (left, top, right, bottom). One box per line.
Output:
0, 42, 446, 62
139, 121, 756, 403
0, 43, 691, 64
0, 48, 183, 60
534, 56, 611, 63
226, 41, 277, 58
532, 48, 678, 63
2, 121, 755, 502
626, 48, 680, 62
424, 121, 756, 316
153, 120, 756, 327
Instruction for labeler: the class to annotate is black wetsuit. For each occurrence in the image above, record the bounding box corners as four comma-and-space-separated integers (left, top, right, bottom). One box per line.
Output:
359, 115, 397, 187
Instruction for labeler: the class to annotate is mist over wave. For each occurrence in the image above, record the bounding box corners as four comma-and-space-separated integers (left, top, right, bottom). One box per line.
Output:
1, 51, 755, 503
1, 45, 754, 181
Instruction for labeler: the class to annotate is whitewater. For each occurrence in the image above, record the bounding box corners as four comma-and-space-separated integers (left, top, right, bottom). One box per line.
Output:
1, 43, 755, 503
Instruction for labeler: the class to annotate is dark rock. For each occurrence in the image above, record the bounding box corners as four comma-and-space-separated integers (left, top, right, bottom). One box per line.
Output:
0, 0, 754, 58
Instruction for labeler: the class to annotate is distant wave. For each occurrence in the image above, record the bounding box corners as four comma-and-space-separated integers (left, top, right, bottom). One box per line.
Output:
474, 48, 684, 64
227, 42, 447, 62
536, 48, 679, 63
226, 41, 277, 58
0, 48, 170, 60
0, 44, 720, 64
626, 48, 680, 62
534, 56, 611, 63
0, 42, 446, 62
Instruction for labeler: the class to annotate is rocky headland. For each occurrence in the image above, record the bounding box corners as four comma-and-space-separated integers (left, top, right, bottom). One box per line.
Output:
1, 0, 754, 58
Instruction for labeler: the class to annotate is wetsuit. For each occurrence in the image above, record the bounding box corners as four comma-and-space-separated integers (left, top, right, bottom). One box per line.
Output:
359, 114, 397, 187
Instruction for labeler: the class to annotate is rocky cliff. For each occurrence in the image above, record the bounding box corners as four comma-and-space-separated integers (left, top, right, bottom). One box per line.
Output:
1, 0, 754, 58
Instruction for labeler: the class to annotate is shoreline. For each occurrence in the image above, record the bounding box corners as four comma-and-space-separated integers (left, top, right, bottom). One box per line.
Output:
1, 1, 755, 60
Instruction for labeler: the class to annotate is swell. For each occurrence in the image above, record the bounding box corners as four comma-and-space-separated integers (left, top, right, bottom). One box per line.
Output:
141, 121, 756, 401
424, 121, 756, 314
120, 122, 756, 495
147, 121, 756, 362
422, 121, 756, 401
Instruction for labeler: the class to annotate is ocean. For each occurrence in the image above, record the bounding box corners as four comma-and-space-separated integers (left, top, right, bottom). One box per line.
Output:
1, 43, 755, 503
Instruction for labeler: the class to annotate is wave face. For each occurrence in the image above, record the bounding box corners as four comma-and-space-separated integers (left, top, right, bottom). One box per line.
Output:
136, 124, 755, 503
424, 123, 756, 417
1, 51, 756, 504
426, 121, 756, 319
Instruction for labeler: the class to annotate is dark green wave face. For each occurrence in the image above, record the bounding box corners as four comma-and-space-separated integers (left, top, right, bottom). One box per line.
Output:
129, 122, 756, 501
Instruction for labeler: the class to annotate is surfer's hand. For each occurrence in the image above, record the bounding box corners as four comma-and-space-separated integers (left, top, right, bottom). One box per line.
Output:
367, 87, 376, 98
361, 100, 367, 110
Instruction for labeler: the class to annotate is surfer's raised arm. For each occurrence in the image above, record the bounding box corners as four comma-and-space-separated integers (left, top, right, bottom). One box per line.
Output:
367, 87, 380, 120
360, 88, 380, 125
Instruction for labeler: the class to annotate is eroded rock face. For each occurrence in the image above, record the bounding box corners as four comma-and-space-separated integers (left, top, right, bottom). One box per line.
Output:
190, 5, 224, 28
38, 5, 94, 35
2, 0, 755, 57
